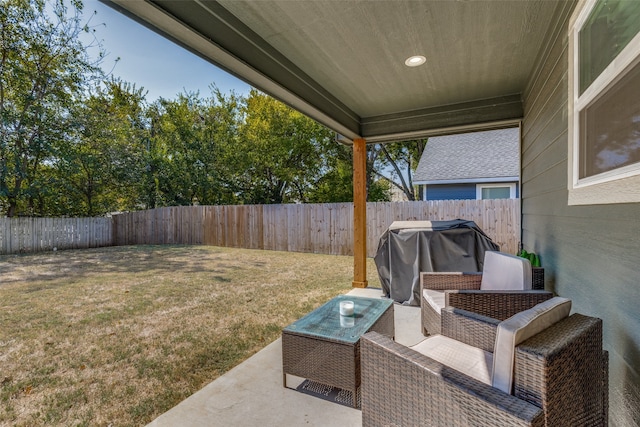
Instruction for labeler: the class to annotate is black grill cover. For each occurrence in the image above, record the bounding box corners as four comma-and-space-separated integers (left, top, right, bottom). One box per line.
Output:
374, 219, 499, 306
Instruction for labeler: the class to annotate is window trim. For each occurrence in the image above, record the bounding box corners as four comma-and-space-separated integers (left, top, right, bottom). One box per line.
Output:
568, 0, 640, 205
476, 183, 516, 200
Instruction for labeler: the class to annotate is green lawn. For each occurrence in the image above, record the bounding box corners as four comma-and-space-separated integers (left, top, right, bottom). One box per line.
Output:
0, 245, 380, 426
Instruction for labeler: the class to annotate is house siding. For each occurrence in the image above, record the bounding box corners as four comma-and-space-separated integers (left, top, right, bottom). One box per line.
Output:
424, 183, 519, 201
522, 1, 640, 425
424, 184, 476, 200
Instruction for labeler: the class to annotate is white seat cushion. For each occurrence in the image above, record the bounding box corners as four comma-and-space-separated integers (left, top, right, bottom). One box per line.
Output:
411, 335, 493, 385
491, 297, 572, 394
481, 251, 532, 291
423, 289, 445, 314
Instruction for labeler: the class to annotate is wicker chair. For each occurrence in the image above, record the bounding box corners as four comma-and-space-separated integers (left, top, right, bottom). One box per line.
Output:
421, 251, 550, 336
361, 300, 608, 427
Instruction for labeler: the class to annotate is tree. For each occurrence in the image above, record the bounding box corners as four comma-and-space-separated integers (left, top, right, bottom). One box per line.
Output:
0, 0, 417, 218
230, 90, 334, 204
198, 88, 246, 205
146, 94, 208, 207
49, 79, 148, 216
307, 140, 390, 203
0, 0, 104, 216
371, 139, 428, 201
306, 141, 353, 203
145, 88, 241, 207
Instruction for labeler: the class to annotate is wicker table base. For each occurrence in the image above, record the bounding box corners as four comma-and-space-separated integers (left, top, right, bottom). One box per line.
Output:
282, 295, 394, 408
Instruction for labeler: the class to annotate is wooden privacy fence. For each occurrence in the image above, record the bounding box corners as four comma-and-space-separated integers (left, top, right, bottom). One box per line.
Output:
0, 200, 520, 256
0, 217, 112, 254
112, 199, 520, 257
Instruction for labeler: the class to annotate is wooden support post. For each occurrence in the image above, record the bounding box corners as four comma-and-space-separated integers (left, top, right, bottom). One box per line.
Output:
352, 137, 368, 288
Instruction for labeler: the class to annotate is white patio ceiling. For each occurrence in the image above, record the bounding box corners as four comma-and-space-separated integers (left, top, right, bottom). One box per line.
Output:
102, 0, 567, 143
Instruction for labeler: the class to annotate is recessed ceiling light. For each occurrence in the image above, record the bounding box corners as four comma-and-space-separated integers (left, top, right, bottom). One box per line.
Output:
405, 55, 426, 67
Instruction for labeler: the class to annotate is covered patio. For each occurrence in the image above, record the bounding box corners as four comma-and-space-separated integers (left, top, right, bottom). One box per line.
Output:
102, 1, 640, 425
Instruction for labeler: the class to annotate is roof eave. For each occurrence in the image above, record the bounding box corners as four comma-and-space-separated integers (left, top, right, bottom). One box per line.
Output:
414, 177, 520, 185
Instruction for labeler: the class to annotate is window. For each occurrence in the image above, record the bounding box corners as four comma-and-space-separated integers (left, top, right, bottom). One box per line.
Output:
569, 0, 640, 205
579, 64, 640, 179
476, 183, 515, 200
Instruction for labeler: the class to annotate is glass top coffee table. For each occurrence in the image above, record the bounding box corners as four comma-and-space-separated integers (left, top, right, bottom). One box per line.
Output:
282, 295, 394, 408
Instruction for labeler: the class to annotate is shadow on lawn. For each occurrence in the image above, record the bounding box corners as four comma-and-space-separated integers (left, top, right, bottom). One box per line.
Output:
0, 245, 240, 285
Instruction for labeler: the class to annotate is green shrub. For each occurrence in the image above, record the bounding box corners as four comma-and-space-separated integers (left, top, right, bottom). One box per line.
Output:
517, 249, 541, 267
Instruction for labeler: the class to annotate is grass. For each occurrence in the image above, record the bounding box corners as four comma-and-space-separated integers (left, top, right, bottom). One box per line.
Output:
0, 245, 381, 426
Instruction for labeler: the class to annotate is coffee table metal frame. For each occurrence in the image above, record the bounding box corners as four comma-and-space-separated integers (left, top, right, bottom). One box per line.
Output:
282, 295, 394, 408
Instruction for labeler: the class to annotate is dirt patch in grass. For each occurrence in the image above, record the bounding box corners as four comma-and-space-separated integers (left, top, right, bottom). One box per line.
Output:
0, 245, 381, 426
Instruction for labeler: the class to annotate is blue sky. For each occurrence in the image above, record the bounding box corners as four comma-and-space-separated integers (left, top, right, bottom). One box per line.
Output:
83, 0, 251, 101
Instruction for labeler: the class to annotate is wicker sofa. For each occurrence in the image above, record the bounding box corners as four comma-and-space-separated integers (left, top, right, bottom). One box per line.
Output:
361, 298, 608, 427
421, 251, 550, 336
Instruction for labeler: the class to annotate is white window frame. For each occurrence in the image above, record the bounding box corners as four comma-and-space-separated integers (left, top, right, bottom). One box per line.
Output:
568, 0, 640, 205
476, 183, 516, 200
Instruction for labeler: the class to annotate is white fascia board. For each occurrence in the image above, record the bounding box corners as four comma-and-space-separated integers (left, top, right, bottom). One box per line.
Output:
414, 176, 519, 185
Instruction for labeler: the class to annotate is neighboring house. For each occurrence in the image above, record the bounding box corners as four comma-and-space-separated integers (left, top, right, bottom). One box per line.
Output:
413, 128, 520, 201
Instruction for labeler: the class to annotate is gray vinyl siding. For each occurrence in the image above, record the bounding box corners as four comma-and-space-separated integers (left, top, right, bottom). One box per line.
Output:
425, 184, 476, 200
522, 1, 639, 425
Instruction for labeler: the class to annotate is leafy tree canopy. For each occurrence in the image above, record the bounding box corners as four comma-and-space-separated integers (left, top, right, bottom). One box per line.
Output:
0, 0, 103, 216
0, 0, 420, 217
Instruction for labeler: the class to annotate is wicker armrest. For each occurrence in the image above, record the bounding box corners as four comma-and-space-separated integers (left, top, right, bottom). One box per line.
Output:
441, 307, 499, 352
420, 271, 482, 291
419, 273, 482, 337
445, 290, 553, 320
532, 267, 545, 290
513, 314, 607, 426
361, 331, 544, 427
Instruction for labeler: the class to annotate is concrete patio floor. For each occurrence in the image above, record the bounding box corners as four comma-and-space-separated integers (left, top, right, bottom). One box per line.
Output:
146, 287, 423, 427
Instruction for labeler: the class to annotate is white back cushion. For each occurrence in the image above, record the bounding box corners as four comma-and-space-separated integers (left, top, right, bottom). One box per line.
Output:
480, 251, 532, 291
423, 289, 445, 314
491, 297, 572, 394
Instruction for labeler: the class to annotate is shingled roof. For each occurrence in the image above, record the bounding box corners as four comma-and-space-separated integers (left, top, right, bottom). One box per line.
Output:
413, 128, 520, 184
